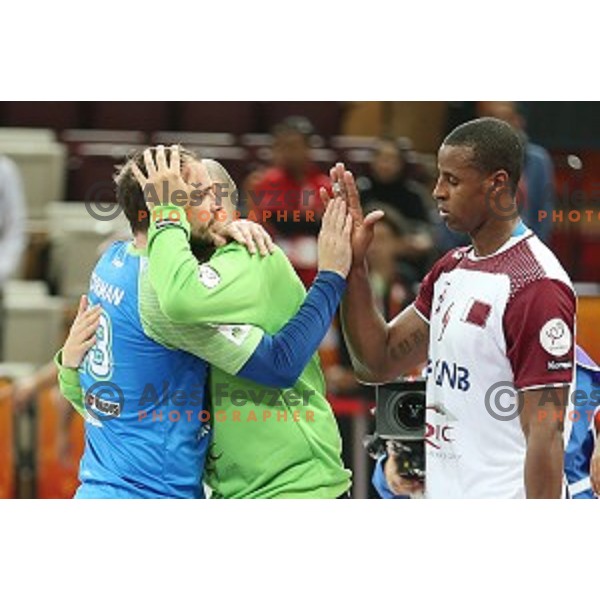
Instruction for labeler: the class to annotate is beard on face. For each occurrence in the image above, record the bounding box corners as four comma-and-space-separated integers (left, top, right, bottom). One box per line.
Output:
188, 202, 231, 263
190, 236, 217, 263
189, 216, 216, 261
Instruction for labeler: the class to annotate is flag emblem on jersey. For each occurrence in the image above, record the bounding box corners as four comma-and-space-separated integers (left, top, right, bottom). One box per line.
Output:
462, 298, 492, 328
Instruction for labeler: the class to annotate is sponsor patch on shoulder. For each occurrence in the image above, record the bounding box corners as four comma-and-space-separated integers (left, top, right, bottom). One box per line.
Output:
539, 318, 572, 357
198, 264, 221, 289
217, 324, 252, 346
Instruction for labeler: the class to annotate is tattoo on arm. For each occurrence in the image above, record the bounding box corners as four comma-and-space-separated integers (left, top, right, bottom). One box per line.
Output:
390, 327, 427, 361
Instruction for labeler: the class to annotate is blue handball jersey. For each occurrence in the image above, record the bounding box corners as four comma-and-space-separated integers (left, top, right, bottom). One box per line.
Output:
564, 346, 600, 499
77, 241, 210, 498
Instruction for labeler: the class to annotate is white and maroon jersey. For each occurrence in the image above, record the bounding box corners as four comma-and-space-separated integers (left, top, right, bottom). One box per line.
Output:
413, 226, 576, 498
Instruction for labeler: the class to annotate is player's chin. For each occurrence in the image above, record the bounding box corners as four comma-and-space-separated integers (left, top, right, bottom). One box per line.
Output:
190, 226, 214, 246
442, 215, 467, 233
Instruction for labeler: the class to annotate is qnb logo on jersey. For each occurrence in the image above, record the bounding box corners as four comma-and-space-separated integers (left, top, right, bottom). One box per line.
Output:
427, 359, 471, 392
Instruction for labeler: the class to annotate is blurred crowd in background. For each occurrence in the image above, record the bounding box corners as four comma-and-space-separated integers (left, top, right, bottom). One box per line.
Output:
0, 101, 599, 498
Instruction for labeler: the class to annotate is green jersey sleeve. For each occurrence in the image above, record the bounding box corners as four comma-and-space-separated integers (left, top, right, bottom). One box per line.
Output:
53, 349, 86, 418
147, 205, 269, 325
139, 266, 263, 375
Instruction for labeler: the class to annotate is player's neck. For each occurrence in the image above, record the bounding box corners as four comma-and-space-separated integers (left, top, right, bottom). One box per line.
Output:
133, 232, 148, 250
470, 216, 521, 257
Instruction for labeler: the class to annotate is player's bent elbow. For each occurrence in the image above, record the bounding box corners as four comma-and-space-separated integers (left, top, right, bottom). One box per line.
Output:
271, 368, 302, 390
352, 361, 396, 385
160, 301, 183, 323
278, 376, 298, 389
246, 373, 298, 390
346, 342, 408, 384
240, 361, 300, 389
158, 293, 193, 324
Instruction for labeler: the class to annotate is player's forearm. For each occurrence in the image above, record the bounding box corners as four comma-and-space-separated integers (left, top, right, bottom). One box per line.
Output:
524, 427, 564, 498
149, 228, 206, 321
340, 262, 394, 382
147, 207, 205, 320
238, 271, 346, 388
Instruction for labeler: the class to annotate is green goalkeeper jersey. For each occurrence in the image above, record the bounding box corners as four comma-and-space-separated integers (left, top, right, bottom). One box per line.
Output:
146, 206, 350, 498
58, 205, 351, 498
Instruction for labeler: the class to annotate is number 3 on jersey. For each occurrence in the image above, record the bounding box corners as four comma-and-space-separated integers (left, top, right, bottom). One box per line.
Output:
86, 310, 113, 380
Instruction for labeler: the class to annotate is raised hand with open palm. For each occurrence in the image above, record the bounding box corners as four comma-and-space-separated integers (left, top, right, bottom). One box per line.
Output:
323, 162, 385, 266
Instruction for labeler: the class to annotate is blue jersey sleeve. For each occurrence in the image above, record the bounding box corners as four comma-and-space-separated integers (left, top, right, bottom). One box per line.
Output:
564, 353, 600, 499
238, 271, 346, 388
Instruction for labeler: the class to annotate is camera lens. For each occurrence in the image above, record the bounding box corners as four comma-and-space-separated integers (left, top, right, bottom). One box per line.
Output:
392, 392, 425, 430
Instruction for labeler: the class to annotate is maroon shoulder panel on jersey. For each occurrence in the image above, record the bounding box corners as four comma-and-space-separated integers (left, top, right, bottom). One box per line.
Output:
503, 278, 576, 390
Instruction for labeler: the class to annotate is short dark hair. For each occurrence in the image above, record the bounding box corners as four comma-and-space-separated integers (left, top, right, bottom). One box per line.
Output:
114, 145, 198, 234
443, 117, 524, 194
272, 115, 315, 141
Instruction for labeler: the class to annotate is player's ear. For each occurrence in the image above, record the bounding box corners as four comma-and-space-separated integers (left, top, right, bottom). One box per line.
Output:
489, 170, 510, 193
181, 161, 193, 182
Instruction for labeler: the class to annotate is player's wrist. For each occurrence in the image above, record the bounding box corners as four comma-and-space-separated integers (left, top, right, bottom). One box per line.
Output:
347, 259, 368, 282
317, 269, 348, 291
318, 267, 347, 281
62, 349, 80, 370
54, 349, 80, 376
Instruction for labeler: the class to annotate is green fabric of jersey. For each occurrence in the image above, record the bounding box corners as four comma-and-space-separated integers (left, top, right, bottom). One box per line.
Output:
56, 204, 350, 498
147, 206, 350, 499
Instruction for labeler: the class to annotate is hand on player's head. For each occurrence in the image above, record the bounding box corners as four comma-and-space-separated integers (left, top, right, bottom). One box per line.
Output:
211, 220, 275, 257
131, 145, 189, 210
